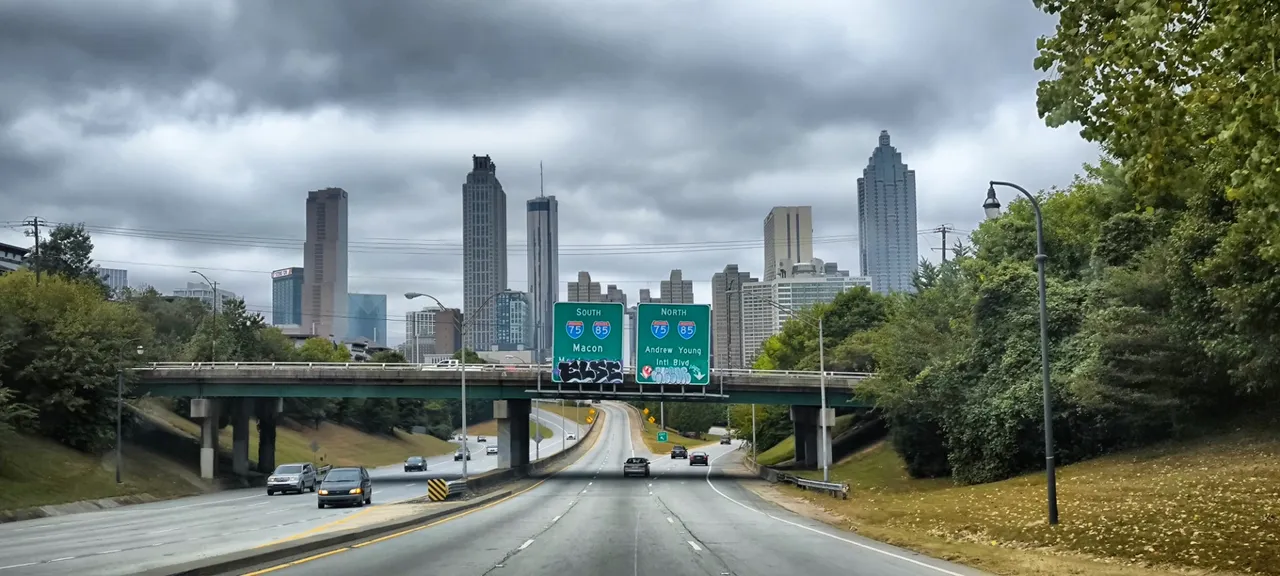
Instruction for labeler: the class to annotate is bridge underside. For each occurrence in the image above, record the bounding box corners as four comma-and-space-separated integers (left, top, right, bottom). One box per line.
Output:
136, 382, 867, 407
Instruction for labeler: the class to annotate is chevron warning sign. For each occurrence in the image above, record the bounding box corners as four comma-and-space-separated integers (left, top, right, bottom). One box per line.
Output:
427, 478, 449, 501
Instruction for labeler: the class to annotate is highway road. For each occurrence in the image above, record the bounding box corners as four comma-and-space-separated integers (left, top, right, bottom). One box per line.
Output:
0, 408, 579, 575
238, 403, 986, 576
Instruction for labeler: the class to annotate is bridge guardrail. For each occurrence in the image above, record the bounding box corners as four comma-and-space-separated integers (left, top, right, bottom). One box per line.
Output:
131, 361, 873, 380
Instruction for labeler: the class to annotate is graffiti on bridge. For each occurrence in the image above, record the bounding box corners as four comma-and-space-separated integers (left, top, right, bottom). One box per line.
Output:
555, 359, 624, 384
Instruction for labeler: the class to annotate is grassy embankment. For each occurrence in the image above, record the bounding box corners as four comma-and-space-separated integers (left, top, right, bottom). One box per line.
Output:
0, 433, 202, 511
137, 399, 456, 467
774, 433, 1280, 576
638, 418, 720, 454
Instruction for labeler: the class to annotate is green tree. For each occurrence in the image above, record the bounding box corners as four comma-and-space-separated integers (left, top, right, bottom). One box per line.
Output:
453, 348, 486, 364
26, 223, 108, 296
371, 350, 408, 363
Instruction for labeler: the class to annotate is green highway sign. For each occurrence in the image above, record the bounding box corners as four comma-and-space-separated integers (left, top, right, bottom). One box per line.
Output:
635, 303, 711, 385
657, 431, 668, 443
551, 302, 625, 384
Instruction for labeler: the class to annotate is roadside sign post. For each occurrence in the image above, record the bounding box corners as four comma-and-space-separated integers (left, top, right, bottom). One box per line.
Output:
552, 302, 626, 384
635, 303, 712, 385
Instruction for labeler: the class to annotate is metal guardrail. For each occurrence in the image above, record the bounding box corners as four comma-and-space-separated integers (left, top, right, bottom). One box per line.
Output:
132, 361, 873, 380
779, 472, 850, 499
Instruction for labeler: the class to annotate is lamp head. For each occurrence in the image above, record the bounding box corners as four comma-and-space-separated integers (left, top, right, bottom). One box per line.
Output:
405, 292, 423, 300
983, 185, 1002, 220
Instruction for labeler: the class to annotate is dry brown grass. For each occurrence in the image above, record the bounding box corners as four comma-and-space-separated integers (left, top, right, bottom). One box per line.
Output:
771, 433, 1280, 575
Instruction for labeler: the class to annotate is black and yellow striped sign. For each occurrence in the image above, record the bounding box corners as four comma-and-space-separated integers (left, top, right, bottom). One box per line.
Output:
427, 478, 449, 501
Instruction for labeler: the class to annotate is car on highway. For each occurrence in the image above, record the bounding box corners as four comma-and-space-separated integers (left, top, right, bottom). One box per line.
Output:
566, 433, 576, 440
671, 445, 688, 459
454, 447, 472, 461
403, 456, 427, 472
266, 463, 317, 495
317, 466, 372, 508
690, 451, 709, 466
477, 436, 487, 442
486, 445, 499, 455
623, 457, 650, 477
720, 436, 732, 445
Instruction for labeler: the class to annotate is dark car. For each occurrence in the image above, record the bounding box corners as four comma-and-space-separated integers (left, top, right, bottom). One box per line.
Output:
404, 456, 427, 472
720, 436, 732, 445
454, 448, 472, 461
317, 467, 372, 509
623, 457, 650, 477
671, 445, 688, 459
690, 452, 709, 466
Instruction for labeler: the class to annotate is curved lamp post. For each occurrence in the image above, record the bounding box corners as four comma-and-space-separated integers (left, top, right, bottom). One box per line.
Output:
985, 180, 1059, 525
405, 290, 511, 482
117, 341, 144, 483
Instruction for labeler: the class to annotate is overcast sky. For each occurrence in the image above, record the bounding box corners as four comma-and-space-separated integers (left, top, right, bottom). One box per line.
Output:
0, 0, 1099, 346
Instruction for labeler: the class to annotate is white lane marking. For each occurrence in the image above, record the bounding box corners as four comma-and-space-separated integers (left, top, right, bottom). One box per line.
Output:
160, 493, 264, 510
96, 550, 121, 555
687, 541, 702, 552
48, 557, 74, 563
703, 452, 967, 576
552, 515, 562, 523
519, 539, 535, 550
146, 527, 178, 535
0, 563, 37, 571
666, 517, 673, 524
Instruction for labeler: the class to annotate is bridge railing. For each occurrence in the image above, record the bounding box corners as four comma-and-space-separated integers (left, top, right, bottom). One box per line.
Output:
132, 361, 873, 379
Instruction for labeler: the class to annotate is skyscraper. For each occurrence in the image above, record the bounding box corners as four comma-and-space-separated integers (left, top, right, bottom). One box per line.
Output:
271, 267, 304, 326
763, 206, 814, 281
659, 269, 695, 304
566, 271, 602, 302
405, 306, 440, 363
462, 155, 507, 351
711, 265, 757, 369
526, 176, 558, 361
347, 293, 388, 346
857, 131, 918, 294
303, 188, 349, 338
495, 291, 532, 351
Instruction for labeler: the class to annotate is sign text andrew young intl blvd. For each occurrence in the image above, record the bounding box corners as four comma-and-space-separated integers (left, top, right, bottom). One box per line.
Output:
551, 302, 625, 384
635, 303, 711, 385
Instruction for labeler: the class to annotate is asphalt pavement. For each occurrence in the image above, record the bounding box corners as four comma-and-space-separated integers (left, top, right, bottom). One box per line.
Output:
0, 408, 578, 575
239, 403, 987, 576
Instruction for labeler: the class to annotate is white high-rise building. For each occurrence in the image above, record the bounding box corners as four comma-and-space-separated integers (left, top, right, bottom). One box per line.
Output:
172, 282, 237, 309
741, 260, 873, 366
763, 206, 814, 282
405, 307, 440, 363
302, 188, 349, 338
526, 191, 558, 362
857, 131, 918, 294
462, 155, 507, 351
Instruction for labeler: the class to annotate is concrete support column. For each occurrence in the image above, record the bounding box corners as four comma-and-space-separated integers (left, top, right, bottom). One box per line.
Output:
256, 398, 282, 474
191, 398, 219, 480
790, 405, 819, 469
494, 399, 531, 473
231, 398, 252, 477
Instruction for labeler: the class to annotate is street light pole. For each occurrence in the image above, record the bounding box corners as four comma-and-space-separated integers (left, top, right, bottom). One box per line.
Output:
117, 342, 143, 483
406, 289, 510, 484
190, 270, 219, 361
985, 180, 1059, 525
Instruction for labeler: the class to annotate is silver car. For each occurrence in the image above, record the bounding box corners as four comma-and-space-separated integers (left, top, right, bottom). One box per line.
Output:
267, 463, 317, 495
623, 457, 650, 477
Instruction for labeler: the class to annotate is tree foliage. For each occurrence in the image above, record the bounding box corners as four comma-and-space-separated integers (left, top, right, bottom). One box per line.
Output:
26, 223, 108, 297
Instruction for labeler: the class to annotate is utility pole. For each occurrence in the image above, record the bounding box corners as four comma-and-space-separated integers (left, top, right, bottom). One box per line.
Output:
929, 224, 958, 262
22, 217, 44, 285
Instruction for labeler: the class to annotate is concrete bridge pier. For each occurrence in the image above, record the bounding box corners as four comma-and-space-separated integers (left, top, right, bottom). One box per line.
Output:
791, 405, 820, 469
256, 398, 282, 474
190, 398, 220, 479
230, 398, 253, 476
494, 399, 531, 473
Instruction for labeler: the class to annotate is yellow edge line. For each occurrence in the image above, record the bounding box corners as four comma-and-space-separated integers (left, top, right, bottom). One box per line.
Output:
242, 410, 606, 575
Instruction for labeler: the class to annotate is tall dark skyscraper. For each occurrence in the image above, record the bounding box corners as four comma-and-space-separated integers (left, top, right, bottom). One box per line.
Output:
857, 131, 918, 294
462, 155, 507, 351
303, 188, 349, 337
271, 267, 304, 325
526, 185, 558, 362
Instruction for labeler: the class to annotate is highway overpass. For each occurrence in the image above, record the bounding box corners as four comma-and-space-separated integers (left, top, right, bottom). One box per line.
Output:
132, 362, 872, 481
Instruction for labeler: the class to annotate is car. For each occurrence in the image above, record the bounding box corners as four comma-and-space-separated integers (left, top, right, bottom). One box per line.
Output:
477, 436, 487, 442
565, 433, 576, 440
690, 451, 709, 466
267, 463, 317, 495
671, 445, 688, 459
317, 466, 372, 508
486, 445, 499, 455
592, 400, 601, 404
720, 436, 732, 445
404, 456, 427, 472
623, 457, 650, 477
454, 448, 472, 461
